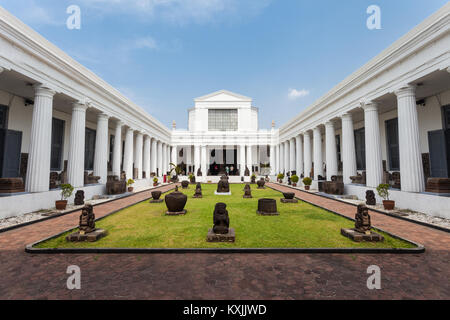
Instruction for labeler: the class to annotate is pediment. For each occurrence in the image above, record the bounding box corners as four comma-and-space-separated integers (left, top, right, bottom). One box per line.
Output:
195, 90, 252, 102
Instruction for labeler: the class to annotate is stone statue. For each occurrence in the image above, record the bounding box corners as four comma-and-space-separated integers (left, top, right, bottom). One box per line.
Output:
366, 190, 376, 206
79, 204, 96, 234
243, 183, 252, 198
244, 166, 250, 176
193, 183, 202, 198
354, 204, 371, 233
74, 190, 85, 206
213, 203, 230, 234
217, 175, 230, 193
197, 168, 202, 177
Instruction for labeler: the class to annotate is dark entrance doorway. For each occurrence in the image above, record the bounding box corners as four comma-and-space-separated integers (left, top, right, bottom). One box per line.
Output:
209, 148, 237, 176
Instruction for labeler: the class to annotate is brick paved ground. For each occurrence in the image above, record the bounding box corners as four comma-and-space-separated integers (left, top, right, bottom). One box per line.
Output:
0, 182, 448, 300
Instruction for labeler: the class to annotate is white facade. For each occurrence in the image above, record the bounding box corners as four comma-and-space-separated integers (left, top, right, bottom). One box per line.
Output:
0, 4, 450, 219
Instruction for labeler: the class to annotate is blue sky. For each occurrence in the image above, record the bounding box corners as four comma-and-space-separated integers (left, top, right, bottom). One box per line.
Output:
0, 0, 447, 129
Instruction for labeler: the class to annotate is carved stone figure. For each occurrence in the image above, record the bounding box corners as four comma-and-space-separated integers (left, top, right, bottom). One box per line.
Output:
244, 166, 250, 176
197, 168, 202, 177
106, 175, 126, 195
212, 203, 230, 234
257, 178, 265, 189
0, 178, 25, 194
74, 190, 85, 206
243, 183, 252, 198
193, 183, 202, 198
164, 186, 187, 215
354, 204, 371, 233
79, 204, 96, 234
84, 171, 101, 185
216, 175, 230, 193
365, 190, 376, 206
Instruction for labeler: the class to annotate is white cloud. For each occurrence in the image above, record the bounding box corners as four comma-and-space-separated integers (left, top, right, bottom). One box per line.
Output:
79, 0, 271, 25
135, 36, 159, 50
288, 88, 309, 100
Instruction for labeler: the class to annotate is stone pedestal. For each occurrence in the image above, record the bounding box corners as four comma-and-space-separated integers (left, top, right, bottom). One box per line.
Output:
207, 228, 235, 242
214, 191, 232, 195
165, 210, 187, 216
340, 228, 384, 242
281, 198, 298, 203
66, 229, 107, 242
150, 199, 163, 203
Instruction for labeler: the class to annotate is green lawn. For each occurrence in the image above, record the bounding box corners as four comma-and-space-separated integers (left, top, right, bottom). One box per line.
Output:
36, 184, 415, 249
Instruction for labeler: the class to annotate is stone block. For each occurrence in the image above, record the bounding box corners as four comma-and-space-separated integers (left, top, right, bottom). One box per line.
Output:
207, 228, 235, 242
340, 228, 384, 242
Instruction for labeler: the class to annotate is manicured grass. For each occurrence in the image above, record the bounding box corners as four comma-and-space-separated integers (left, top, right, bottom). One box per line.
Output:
36, 184, 415, 249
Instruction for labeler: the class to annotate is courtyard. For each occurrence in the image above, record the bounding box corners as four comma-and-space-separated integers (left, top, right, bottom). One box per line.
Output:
0, 182, 448, 300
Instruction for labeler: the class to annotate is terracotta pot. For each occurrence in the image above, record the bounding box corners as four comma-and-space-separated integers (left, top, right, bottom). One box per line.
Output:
153, 183, 158, 186
383, 200, 395, 210
293, 183, 297, 187
128, 187, 134, 192
305, 185, 310, 191
55, 200, 67, 210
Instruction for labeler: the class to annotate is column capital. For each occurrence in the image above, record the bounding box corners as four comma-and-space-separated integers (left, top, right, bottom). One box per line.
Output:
341, 112, 353, 121
325, 120, 335, 128
115, 119, 124, 127
97, 112, 109, 120
361, 101, 379, 112
34, 84, 56, 98
72, 101, 89, 112
395, 85, 416, 99
126, 127, 134, 134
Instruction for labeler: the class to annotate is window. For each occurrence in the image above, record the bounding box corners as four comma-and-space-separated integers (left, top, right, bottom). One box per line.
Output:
335, 135, 341, 163
84, 128, 96, 170
108, 134, 115, 171
50, 118, 65, 171
208, 109, 238, 131
443, 105, 450, 130
386, 118, 400, 171
0, 105, 8, 129
354, 128, 366, 170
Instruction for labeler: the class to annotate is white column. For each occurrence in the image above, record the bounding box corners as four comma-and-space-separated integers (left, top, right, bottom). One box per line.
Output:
112, 120, 123, 177
295, 135, 303, 176
194, 145, 201, 175
289, 138, 296, 173
25, 85, 55, 193
304, 131, 312, 178
325, 121, 338, 181
363, 102, 383, 188
313, 127, 323, 180
284, 141, 290, 174
151, 138, 157, 175
156, 141, 162, 176
201, 145, 207, 176
270, 145, 276, 175
123, 128, 134, 180
239, 145, 246, 174
395, 85, 425, 192
171, 145, 177, 167
143, 135, 151, 178
246, 145, 253, 173
93, 113, 109, 184
276, 144, 280, 174
280, 143, 285, 173
67, 101, 88, 187
135, 132, 143, 179
341, 113, 357, 184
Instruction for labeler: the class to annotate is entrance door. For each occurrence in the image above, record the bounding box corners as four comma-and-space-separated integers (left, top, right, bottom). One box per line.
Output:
428, 129, 449, 178
0, 129, 22, 178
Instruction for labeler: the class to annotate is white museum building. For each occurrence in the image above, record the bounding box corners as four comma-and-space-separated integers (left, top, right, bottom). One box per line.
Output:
0, 4, 450, 219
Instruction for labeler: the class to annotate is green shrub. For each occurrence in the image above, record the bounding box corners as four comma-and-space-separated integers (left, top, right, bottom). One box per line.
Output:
376, 184, 390, 200
153, 177, 159, 183
126, 179, 135, 187
277, 173, 285, 180
302, 177, 312, 186
60, 184, 74, 200
291, 175, 299, 183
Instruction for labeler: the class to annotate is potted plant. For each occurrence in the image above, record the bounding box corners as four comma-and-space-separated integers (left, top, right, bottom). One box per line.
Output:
169, 163, 182, 182
377, 184, 395, 210
56, 183, 74, 210
291, 174, 299, 187
189, 173, 195, 184
302, 177, 312, 190
126, 178, 135, 192
277, 173, 284, 183
153, 177, 159, 187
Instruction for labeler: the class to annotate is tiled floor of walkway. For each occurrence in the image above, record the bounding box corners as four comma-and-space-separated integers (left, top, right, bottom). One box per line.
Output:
0, 182, 448, 299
